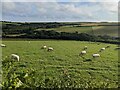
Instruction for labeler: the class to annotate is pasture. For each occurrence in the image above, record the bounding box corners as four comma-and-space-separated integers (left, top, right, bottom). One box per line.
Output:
2, 40, 118, 88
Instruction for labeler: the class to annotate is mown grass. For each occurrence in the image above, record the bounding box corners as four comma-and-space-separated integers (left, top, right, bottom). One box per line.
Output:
2, 40, 118, 88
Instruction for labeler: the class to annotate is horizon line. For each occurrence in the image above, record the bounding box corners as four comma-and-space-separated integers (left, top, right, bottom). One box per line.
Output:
1, 20, 119, 23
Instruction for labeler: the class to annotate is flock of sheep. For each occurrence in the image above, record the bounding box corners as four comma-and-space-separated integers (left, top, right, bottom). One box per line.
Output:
41, 45, 54, 51
79, 45, 111, 59
0, 42, 118, 62
1, 43, 20, 61
1, 43, 54, 62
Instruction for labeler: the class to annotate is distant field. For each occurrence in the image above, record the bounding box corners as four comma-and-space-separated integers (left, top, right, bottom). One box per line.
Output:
2, 21, 119, 37
37, 26, 92, 33
2, 40, 118, 88
92, 26, 118, 36
37, 25, 118, 37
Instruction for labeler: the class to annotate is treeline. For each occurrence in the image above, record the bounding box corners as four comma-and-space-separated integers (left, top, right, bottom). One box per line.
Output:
1, 21, 120, 44
2, 30, 95, 41
24, 30, 96, 41
2, 21, 79, 31
2, 30, 120, 44
2, 22, 80, 35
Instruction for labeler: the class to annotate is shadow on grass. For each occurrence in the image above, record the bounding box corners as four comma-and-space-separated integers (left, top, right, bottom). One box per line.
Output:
83, 58, 92, 62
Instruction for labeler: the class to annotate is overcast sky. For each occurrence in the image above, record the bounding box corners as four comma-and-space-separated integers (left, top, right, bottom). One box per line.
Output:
1, 0, 119, 22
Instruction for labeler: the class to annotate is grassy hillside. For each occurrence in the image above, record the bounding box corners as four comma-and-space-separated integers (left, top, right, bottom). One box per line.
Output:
2, 21, 119, 37
2, 40, 118, 88
92, 26, 118, 36
37, 25, 118, 37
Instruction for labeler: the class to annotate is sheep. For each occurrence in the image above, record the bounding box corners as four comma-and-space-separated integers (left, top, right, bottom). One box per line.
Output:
92, 54, 100, 58
1, 44, 6, 47
101, 48, 105, 50
79, 50, 86, 56
99, 47, 105, 52
83, 46, 87, 50
41, 45, 47, 49
47, 47, 53, 51
11, 54, 20, 61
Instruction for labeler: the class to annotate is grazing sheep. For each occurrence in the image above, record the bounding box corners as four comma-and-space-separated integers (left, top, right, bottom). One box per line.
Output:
41, 45, 47, 49
47, 47, 53, 51
92, 54, 100, 58
101, 48, 105, 50
1, 44, 6, 47
99, 48, 105, 52
83, 46, 87, 50
79, 51, 86, 56
11, 54, 20, 61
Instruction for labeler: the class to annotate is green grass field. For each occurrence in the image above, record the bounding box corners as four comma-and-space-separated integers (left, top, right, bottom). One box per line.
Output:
92, 26, 118, 36
2, 40, 118, 88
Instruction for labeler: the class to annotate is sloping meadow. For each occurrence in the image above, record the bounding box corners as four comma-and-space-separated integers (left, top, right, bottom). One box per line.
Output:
1, 40, 118, 89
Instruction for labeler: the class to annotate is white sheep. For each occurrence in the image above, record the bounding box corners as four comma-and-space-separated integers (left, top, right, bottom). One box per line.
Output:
92, 54, 100, 58
47, 47, 53, 51
83, 46, 87, 50
11, 54, 20, 61
99, 48, 105, 52
1, 44, 6, 47
101, 48, 105, 50
41, 45, 47, 49
79, 50, 86, 56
